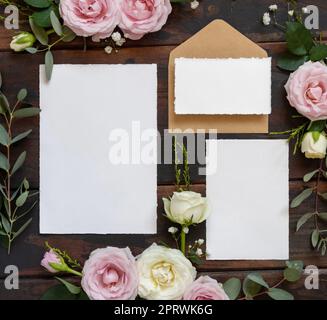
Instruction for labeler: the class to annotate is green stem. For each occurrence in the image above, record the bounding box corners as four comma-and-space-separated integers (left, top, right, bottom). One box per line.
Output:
67, 267, 82, 277
180, 229, 186, 255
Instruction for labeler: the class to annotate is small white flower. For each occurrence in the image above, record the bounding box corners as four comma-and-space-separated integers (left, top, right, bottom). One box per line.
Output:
168, 226, 178, 234
104, 46, 113, 54
262, 12, 271, 26
115, 38, 126, 47
190, 0, 199, 10
196, 248, 203, 256
183, 226, 189, 234
269, 4, 278, 12
197, 239, 205, 245
288, 10, 294, 16
111, 32, 122, 42
302, 7, 309, 14
188, 245, 192, 249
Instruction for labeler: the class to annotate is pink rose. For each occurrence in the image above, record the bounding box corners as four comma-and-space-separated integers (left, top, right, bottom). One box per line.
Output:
285, 61, 327, 121
41, 250, 62, 273
81, 247, 138, 300
183, 276, 230, 300
118, 0, 172, 40
59, 0, 120, 41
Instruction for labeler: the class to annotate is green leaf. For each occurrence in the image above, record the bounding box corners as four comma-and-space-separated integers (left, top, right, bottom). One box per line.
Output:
11, 151, 26, 175
0, 94, 10, 114
45, 51, 54, 81
0, 213, 10, 233
319, 192, 327, 200
29, 17, 48, 45
308, 120, 326, 132
17, 89, 27, 102
11, 130, 32, 144
0, 152, 8, 172
267, 288, 294, 300
41, 284, 88, 300
24, 0, 52, 8
247, 273, 269, 289
242, 277, 262, 299
310, 44, 327, 62
50, 10, 62, 36
296, 212, 314, 231
277, 53, 308, 71
291, 188, 313, 208
13, 107, 40, 119
318, 212, 327, 222
13, 217, 32, 239
25, 47, 38, 54
286, 22, 314, 56
311, 229, 320, 248
32, 6, 53, 28
15, 191, 29, 207
62, 26, 76, 43
0, 124, 9, 146
286, 260, 304, 272
303, 170, 319, 183
55, 277, 81, 295
223, 278, 241, 300
23, 179, 30, 190
284, 268, 302, 282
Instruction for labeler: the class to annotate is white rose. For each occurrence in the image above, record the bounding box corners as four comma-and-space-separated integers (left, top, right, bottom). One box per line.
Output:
137, 244, 196, 300
301, 132, 327, 159
163, 191, 209, 225
262, 12, 271, 26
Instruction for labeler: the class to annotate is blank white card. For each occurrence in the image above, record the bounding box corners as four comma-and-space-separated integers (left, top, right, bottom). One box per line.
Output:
206, 140, 289, 260
40, 64, 157, 234
175, 58, 271, 115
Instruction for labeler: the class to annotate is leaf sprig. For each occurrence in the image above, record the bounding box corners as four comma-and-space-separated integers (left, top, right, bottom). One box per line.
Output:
0, 72, 40, 254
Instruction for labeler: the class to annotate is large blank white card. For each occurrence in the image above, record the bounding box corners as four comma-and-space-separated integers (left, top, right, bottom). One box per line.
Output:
206, 140, 289, 260
175, 58, 271, 115
40, 64, 157, 234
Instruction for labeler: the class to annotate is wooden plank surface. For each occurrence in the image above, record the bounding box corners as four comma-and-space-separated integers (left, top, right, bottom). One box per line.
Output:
0, 0, 326, 300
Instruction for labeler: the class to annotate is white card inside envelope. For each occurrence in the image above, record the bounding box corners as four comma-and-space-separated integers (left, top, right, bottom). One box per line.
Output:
175, 58, 271, 115
206, 140, 289, 260
40, 64, 157, 234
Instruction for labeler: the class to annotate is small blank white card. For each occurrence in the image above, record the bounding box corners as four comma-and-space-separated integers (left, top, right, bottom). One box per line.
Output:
40, 64, 157, 234
175, 58, 271, 115
206, 140, 289, 260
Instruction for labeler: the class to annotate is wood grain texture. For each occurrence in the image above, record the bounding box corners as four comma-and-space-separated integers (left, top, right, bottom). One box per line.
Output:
0, 0, 326, 300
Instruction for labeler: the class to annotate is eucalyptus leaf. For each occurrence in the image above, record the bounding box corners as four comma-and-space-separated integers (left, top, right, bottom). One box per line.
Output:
284, 268, 302, 282
50, 10, 63, 36
286, 260, 303, 272
291, 188, 313, 208
0, 94, 10, 114
0, 213, 10, 233
247, 273, 269, 289
223, 278, 241, 300
13, 107, 40, 119
242, 277, 261, 299
277, 53, 308, 71
303, 170, 319, 183
45, 51, 54, 81
0, 124, 9, 146
0, 152, 9, 172
17, 89, 27, 102
25, 47, 38, 54
15, 191, 29, 208
296, 212, 314, 231
11, 151, 26, 175
311, 229, 320, 248
319, 192, 327, 200
24, 0, 52, 8
11, 130, 32, 144
310, 44, 327, 62
62, 26, 76, 42
286, 22, 314, 56
318, 212, 327, 222
55, 277, 81, 295
267, 288, 294, 300
29, 17, 48, 45
13, 218, 32, 239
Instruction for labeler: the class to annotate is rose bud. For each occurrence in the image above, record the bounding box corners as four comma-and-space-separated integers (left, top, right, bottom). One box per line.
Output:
41, 250, 68, 273
10, 32, 36, 52
301, 132, 327, 159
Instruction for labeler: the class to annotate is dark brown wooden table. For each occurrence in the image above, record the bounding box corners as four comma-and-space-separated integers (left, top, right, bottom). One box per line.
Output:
0, 0, 327, 300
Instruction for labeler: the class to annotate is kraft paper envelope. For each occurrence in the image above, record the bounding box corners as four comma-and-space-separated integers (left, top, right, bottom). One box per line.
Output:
168, 19, 269, 133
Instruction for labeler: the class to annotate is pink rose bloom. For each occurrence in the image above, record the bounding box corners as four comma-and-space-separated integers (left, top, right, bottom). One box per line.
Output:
59, 0, 120, 41
183, 276, 230, 300
285, 61, 327, 121
118, 0, 172, 40
81, 247, 138, 300
41, 250, 62, 273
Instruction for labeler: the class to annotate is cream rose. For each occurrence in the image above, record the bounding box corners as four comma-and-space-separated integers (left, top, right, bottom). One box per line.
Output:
137, 244, 196, 300
301, 131, 327, 159
163, 191, 209, 225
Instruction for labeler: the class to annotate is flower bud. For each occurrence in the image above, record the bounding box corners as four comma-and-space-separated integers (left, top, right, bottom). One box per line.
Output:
10, 32, 36, 52
41, 250, 68, 273
301, 132, 327, 159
